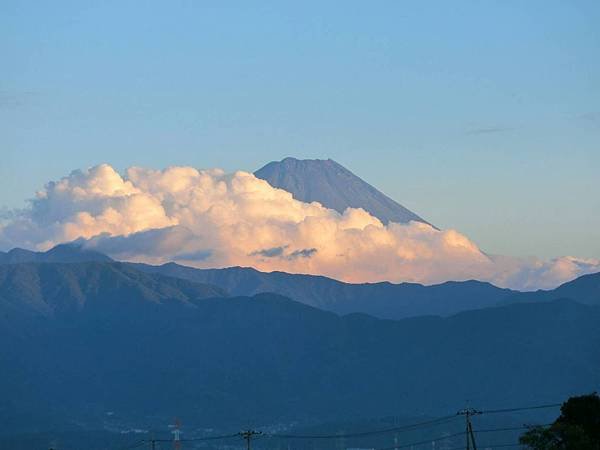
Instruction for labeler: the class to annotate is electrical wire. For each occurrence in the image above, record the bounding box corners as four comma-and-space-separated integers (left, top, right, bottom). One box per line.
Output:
268, 415, 459, 439
375, 427, 542, 450
118, 439, 147, 450
480, 403, 562, 414
474, 424, 552, 433
182, 432, 241, 442
266, 401, 561, 441
446, 444, 524, 450
375, 431, 467, 450
112, 401, 562, 448
142, 432, 240, 443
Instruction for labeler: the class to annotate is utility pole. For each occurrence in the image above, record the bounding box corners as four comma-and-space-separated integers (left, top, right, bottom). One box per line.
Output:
457, 408, 481, 450
239, 430, 262, 450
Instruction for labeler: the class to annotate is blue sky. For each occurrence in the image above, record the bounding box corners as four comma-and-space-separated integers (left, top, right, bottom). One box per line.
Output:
1, 1, 599, 259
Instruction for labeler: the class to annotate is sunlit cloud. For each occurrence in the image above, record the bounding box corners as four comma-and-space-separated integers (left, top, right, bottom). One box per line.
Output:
0, 164, 598, 290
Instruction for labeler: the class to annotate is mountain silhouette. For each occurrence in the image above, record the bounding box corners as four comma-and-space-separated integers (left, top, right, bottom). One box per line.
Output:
255, 157, 432, 226
0, 261, 598, 434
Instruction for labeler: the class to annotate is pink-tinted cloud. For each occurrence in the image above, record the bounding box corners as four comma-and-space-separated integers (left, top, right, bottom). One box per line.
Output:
1, 164, 598, 290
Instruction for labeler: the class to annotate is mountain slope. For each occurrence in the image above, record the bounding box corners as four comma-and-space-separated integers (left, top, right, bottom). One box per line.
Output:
0, 245, 524, 320
504, 271, 600, 306
551, 271, 600, 304
4, 245, 598, 320
131, 262, 516, 319
255, 157, 432, 226
0, 262, 226, 324
0, 279, 598, 432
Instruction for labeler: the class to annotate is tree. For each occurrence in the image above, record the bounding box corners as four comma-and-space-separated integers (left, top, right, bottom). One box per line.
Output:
520, 393, 600, 449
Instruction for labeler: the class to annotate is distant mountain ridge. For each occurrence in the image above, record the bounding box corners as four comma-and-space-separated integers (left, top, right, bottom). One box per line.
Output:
255, 157, 433, 226
131, 262, 517, 319
2, 245, 599, 320
132, 262, 600, 316
503, 271, 600, 306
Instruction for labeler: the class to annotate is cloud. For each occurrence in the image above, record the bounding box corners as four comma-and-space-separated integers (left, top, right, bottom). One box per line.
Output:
250, 245, 317, 260
174, 249, 213, 262
0, 163, 598, 290
250, 246, 288, 258
288, 248, 317, 259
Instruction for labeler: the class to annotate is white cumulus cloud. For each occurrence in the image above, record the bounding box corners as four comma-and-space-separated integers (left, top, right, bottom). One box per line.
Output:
1, 164, 598, 290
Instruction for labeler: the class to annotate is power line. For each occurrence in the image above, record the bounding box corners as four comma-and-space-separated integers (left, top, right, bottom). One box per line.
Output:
268, 415, 459, 439
136, 423, 549, 449
474, 424, 552, 434
375, 431, 467, 450
266, 400, 562, 441
344, 422, 551, 450
136, 432, 240, 443
182, 433, 241, 442
375, 429, 540, 450
446, 444, 524, 450
118, 439, 147, 450
109, 400, 562, 449
480, 403, 562, 414
440, 423, 552, 450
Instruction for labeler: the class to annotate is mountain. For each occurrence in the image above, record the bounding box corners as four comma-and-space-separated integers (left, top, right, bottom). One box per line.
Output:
504, 271, 600, 306
0, 245, 517, 320
255, 157, 432, 226
131, 262, 516, 319
0, 243, 112, 264
3, 245, 598, 320
550, 271, 600, 304
0, 263, 598, 434
0, 262, 226, 327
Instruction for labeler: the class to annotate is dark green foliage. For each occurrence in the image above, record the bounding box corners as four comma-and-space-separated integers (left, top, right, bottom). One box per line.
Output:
520, 393, 600, 449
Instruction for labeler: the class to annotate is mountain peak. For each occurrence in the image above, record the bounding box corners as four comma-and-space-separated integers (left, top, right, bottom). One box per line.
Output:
0, 243, 113, 264
255, 157, 432, 227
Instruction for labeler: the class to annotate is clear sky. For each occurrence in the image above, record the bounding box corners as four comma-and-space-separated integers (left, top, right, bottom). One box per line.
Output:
2, 1, 599, 259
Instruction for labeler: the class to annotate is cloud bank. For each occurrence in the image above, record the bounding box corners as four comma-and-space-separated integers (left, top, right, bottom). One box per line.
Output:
1, 164, 598, 290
